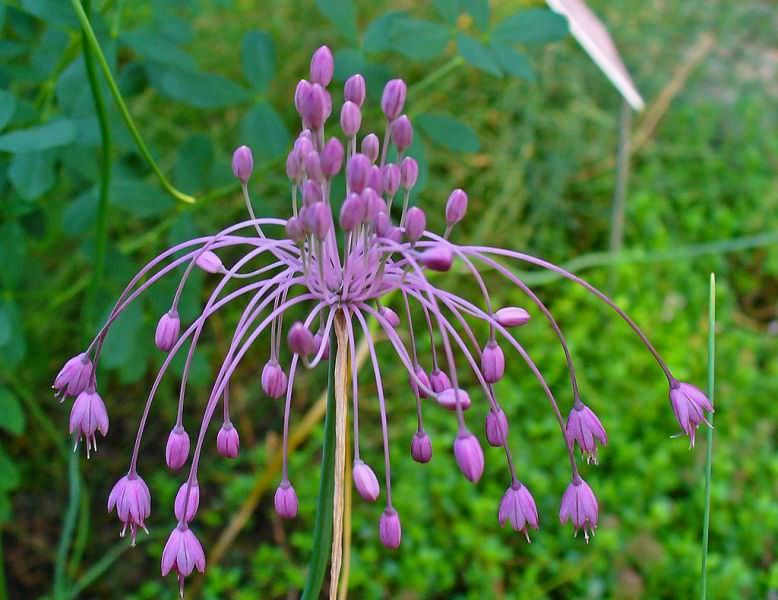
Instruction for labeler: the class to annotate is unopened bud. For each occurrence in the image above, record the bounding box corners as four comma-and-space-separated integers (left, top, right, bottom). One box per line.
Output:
155, 310, 180, 352
340, 101, 361, 137
494, 307, 530, 327
445, 188, 468, 226
391, 115, 413, 151
320, 138, 344, 178
418, 246, 453, 271
454, 431, 484, 483
339, 193, 365, 232
400, 157, 418, 189
288, 322, 316, 355
382, 163, 401, 196
381, 78, 407, 121
404, 207, 426, 242
231, 145, 253, 183
361, 133, 380, 163
347, 153, 371, 193
353, 460, 380, 501
310, 45, 334, 86
195, 250, 223, 274
344, 74, 366, 107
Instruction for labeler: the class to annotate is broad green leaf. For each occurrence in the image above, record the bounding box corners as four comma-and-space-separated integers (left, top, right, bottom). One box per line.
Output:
0, 90, 15, 131
0, 301, 25, 369
242, 30, 275, 92
100, 300, 143, 369
159, 69, 249, 108
433, 0, 460, 25
0, 447, 19, 491
363, 12, 407, 54
109, 178, 174, 218
491, 43, 534, 80
62, 189, 98, 236
316, 0, 358, 42
0, 119, 75, 152
457, 33, 502, 76
416, 112, 480, 153
7, 150, 57, 200
460, 0, 490, 30
175, 134, 213, 194
333, 48, 367, 81
492, 8, 568, 45
0, 223, 25, 288
120, 30, 196, 71
240, 102, 290, 164
21, 0, 79, 28
388, 18, 450, 62
0, 388, 24, 436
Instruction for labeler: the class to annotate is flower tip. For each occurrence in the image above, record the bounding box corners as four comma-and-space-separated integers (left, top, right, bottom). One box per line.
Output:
261, 360, 288, 399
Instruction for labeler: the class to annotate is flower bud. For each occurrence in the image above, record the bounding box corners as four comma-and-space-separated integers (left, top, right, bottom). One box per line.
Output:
379, 508, 402, 549
313, 332, 330, 360
310, 45, 334, 86
288, 322, 316, 355
304, 151, 324, 183
411, 430, 432, 463
367, 165, 384, 194
285, 216, 305, 244
436, 388, 472, 411
216, 423, 240, 458
454, 431, 484, 483
381, 78, 407, 121
669, 381, 714, 447
174, 480, 199, 522
274, 481, 299, 519
339, 193, 365, 232
362, 188, 386, 222
155, 310, 180, 352
374, 211, 393, 238
294, 133, 314, 157
53, 353, 93, 400
445, 188, 468, 226
344, 74, 366, 107
400, 157, 418, 189
361, 133, 380, 163
379, 306, 400, 327
347, 153, 371, 193
481, 341, 505, 383
418, 246, 453, 271
340, 101, 362, 137
320, 138, 344, 178
382, 163, 401, 196
195, 250, 223, 274
410, 364, 431, 398
231, 145, 253, 183
301, 83, 326, 129
404, 207, 426, 242
286, 148, 303, 181
352, 460, 380, 501
429, 369, 451, 393
309, 202, 331, 241
302, 180, 322, 207
294, 79, 311, 116
261, 360, 288, 399
559, 476, 598, 541
485, 408, 509, 446
390, 115, 413, 151
494, 307, 530, 327
165, 426, 190, 470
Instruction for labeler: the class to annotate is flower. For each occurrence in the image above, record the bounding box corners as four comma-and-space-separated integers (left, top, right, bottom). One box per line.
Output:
565, 403, 607, 463
107, 474, 151, 545
69, 388, 108, 457
411, 430, 432, 463
454, 432, 485, 483
559, 476, 598, 542
155, 310, 180, 352
165, 426, 190, 470
379, 508, 402, 549
352, 460, 380, 502
216, 423, 239, 459
498, 482, 539, 541
161, 525, 206, 597
261, 360, 288, 399
174, 480, 200, 523
669, 381, 714, 447
231, 145, 253, 183
274, 481, 298, 519
485, 408, 509, 447
53, 353, 93, 401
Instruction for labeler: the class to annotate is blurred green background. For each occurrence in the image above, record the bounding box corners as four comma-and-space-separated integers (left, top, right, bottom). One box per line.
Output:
0, 0, 776, 598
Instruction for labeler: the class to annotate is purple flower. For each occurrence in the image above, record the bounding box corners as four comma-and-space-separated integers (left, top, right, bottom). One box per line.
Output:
53, 353, 93, 401
155, 310, 180, 352
559, 476, 598, 542
410, 364, 431, 398
379, 508, 402, 549
454, 432, 484, 483
174, 480, 199, 523
481, 341, 505, 383
411, 431, 432, 463
429, 369, 452, 394
361, 133, 379, 163
161, 525, 206, 597
309, 45, 334, 86
437, 388, 472, 411
353, 460, 380, 502
274, 481, 298, 519
485, 408, 509, 446
390, 115, 413, 151
216, 423, 239, 458
669, 381, 713, 447
498, 482, 539, 541
418, 246, 453, 271
166, 426, 190, 470
445, 188, 468, 227
565, 403, 607, 463
494, 306, 530, 327
108, 473, 151, 545
231, 145, 253, 183
379, 306, 400, 328
404, 207, 426, 243
287, 322, 316, 356
344, 74, 366, 107
380, 79, 406, 121
261, 360, 288, 399
340, 101, 361, 137
69, 388, 108, 457
195, 250, 223, 274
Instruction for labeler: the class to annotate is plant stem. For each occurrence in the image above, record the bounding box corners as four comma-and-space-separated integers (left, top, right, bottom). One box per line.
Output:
608, 99, 632, 288
53, 451, 80, 599
409, 56, 464, 97
330, 312, 349, 599
69, 0, 195, 204
700, 272, 715, 599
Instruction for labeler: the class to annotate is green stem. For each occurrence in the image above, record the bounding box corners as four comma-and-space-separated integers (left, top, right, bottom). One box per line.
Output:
0, 533, 7, 600
69, 0, 195, 204
700, 272, 715, 599
53, 452, 80, 599
409, 55, 463, 97
301, 327, 338, 600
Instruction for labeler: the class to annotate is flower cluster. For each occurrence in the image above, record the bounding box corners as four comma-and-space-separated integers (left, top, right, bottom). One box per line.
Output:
55, 46, 712, 595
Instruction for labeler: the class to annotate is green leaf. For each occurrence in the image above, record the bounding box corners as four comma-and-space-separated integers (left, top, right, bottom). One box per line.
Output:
159, 69, 249, 108
0, 119, 75, 152
491, 43, 534, 80
0, 447, 19, 491
333, 48, 367, 82
460, 0, 490, 30
7, 150, 57, 200
175, 134, 213, 194
242, 30, 275, 92
240, 102, 290, 164
0, 223, 25, 288
120, 30, 197, 71
62, 189, 98, 236
387, 18, 451, 62
316, 0, 358, 42
109, 179, 174, 218
100, 301, 143, 369
363, 12, 407, 54
492, 8, 568, 45
457, 33, 502, 76
433, 0, 460, 25
0, 90, 16, 131
416, 112, 480, 153
21, 0, 80, 28
0, 388, 24, 436
0, 301, 25, 369
0, 308, 9, 346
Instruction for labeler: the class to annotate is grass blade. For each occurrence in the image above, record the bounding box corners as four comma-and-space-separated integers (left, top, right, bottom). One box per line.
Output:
700, 272, 715, 599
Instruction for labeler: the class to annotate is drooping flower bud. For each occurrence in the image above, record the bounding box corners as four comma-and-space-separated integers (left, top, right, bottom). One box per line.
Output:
352, 460, 380, 501
195, 250, 223, 274
410, 364, 431, 398
559, 476, 598, 542
216, 423, 240, 458
301, 83, 327, 129
313, 332, 330, 360
367, 165, 384, 195
339, 193, 365, 232
287, 322, 316, 356
174, 480, 200, 523
445, 188, 468, 226
261, 360, 288, 399
309, 202, 332, 241
379, 306, 400, 327
285, 216, 305, 244
498, 482, 539, 541
340, 101, 361, 137
320, 138, 344, 178
453, 431, 484, 483
344, 74, 366, 107
565, 403, 607, 463
53, 353, 93, 400
390, 115, 413, 151
429, 369, 451, 393
302, 180, 322, 207
361, 133, 380, 163
231, 145, 253, 183
419, 246, 453, 271
382, 163, 401, 196
166, 426, 190, 470
304, 151, 324, 183
381, 78, 407, 121
481, 340, 505, 383
347, 153, 371, 193
70, 388, 108, 458
379, 508, 402, 549
400, 156, 418, 189
274, 481, 298, 519
160, 525, 206, 597
494, 306, 530, 327
485, 408, 509, 446
411, 430, 432, 463
294, 79, 311, 116
155, 310, 180, 352
669, 381, 713, 447
436, 388, 471, 411
309, 45, 334, 86
404, 207, 426, 242
108, 473, 151, 546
